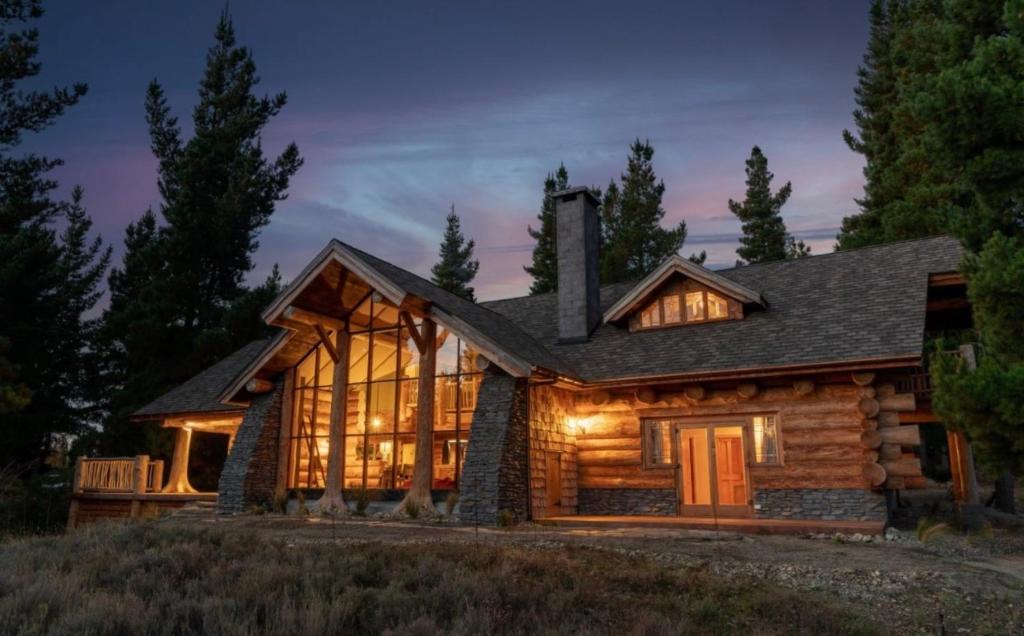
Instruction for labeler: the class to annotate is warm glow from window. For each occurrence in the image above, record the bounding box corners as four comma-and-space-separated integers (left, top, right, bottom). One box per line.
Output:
644, 420, 674, 467
640, 301, 661, 328
708, 292, 728, 319
663, 294, 680, 323
685, 292, 705, 322
753, 415, 780, 464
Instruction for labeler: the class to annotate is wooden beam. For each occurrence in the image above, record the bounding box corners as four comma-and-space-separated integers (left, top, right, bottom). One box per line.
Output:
879, 425, 920, 446
283, 305, 346, 332
245, 378, 274, 394
737, 382, 759, 399
400, 311, 426, 354
879, 393, 916, 412
313, 323, 340, 364
851, 372, 875, 387
793, 380, 815, 396
928, 272, 965, 287
879, 443, 902, 461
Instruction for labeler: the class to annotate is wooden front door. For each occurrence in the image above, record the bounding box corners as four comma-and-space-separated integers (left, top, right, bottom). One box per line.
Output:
676, 422, 751, 517
546, 452, 562, 514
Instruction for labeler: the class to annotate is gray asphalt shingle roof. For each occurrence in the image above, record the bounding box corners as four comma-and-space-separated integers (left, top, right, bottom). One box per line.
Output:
482, 235, 963, 382
133, 340, 271, 419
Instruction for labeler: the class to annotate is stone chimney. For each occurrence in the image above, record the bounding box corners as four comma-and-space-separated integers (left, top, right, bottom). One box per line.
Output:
554, 187, 601, 343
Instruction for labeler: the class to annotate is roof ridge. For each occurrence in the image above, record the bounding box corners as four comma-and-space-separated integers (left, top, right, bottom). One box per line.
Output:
713, 233, 958, 274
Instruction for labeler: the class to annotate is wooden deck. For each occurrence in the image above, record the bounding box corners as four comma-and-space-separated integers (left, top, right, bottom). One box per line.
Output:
68, 492, 217, 527
537, 515, 886, 535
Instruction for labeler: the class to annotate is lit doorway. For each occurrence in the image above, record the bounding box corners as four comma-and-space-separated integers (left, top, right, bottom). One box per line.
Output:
677, 422, 751, 517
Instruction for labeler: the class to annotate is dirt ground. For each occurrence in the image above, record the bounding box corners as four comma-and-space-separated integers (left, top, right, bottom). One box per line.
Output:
160, 512, 1024, 635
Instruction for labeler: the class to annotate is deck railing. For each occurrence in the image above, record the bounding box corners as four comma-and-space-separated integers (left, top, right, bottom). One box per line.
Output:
73, 455, 164, 494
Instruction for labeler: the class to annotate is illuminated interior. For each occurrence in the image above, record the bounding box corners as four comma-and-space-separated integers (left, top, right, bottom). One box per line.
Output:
636, 282, 736, 330
287, 295, 481, 490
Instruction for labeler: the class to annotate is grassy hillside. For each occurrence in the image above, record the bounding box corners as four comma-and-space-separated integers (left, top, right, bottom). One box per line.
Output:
0, 523, 877, 635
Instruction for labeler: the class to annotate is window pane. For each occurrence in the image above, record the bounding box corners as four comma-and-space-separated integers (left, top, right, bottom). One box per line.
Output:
349, 297, 373, 332
435, 376, 458, 430
317, 340, 335, 386
645, 420, 673, 466
295, 348, 317, 388
372, 299, 400, 329
398, 327, 419, 379
685, 291, 705, 322
753, 415, 780, 464
348, 333, 370, 383
346, 384, 366, 435
395, 435, 416, 488
367, 381, 396, 433
432, 432, 464, 490
365, 434, 395, 488
435, 329, 459, 375
640, 300, 661, 328
371, 330, 399, 381
708, 292, 728, 319
663, 294, 681, 323
459, 340, 482, 374
460, 374, 481, 428
397, 379, 418, 433
343, 435, 364, 489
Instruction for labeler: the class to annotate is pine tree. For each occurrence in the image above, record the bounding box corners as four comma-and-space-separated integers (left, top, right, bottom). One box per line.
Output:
94, 11, 301, 455
0, 0, 109, 468
728, 146, 804, 264
837, 0, 903, 249
524, 164, 570, 295
431, 205, 479, 301
601, 139, 688, 282
924, 0, 1024, 512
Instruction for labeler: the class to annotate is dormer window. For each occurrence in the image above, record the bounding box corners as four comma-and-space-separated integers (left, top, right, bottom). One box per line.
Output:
630, 283, 742, 331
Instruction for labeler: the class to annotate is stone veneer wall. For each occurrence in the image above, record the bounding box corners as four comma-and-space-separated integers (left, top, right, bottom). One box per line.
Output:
217, 382, 282, 514
529, 385, 578, 518
458, 373, 530, 525
754, 488, 886, 521
578, 488, 677, 516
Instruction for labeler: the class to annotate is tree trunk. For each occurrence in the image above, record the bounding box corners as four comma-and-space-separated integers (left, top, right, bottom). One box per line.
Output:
989, 471, 1016, 514
312, 328, 349, 513
397, 318, 438, 515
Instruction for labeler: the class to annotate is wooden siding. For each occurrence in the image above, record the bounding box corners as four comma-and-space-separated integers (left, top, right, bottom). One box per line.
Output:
529, 385, 578, 517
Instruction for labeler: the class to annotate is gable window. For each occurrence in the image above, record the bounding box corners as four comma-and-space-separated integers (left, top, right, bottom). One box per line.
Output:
663, 294, 681, 323
752, 415, 780, 464
640, 300, 661, 328
708, 292, 729, 319
643, 420, 674, 468
685, 291, 705, 322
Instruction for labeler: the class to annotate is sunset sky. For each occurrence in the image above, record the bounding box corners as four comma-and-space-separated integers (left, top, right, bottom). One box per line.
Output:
26, 1, 870, 300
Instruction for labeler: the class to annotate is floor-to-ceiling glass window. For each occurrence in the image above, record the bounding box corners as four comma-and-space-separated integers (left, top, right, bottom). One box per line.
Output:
288, 294, 481, 491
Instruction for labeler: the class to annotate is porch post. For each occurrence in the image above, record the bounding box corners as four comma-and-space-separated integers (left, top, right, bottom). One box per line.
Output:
398, 317, 437, 514
313, 327, 349, 512
162, 426, 198, 494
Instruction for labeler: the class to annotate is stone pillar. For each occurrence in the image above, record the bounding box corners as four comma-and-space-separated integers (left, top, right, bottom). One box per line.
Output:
458, 372, 530, 525
217, 382, 284, 514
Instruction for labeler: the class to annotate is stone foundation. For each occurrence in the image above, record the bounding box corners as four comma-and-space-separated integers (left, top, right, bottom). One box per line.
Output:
458, 373, 530, 525
217, 382, 283, 514
578, 488, 677, 516
753, 488, 886, 521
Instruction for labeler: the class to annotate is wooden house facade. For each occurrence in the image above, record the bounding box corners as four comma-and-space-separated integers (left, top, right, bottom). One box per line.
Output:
78, 188, 970, 533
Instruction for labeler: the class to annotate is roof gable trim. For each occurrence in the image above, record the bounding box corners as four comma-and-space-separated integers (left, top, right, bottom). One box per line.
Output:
603, 256, 764, 323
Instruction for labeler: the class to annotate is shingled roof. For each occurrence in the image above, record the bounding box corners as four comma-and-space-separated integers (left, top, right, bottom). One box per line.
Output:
482, 235, 963, 383
133, 340, 271, 420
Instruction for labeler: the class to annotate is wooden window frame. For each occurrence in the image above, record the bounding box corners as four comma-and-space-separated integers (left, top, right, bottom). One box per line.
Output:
751, 414, 784, 466
637, 412, 784, 469
641, 419, 676, 469
633, 286, 738, 332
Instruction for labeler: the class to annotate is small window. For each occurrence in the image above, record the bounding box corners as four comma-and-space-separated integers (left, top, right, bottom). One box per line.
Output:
752, 415, 780, 464
708, 292, 729, 319
643, 420, 674, 467
663, 294, 681, 323
640, 301, 661, 328
685, 291, 705, 322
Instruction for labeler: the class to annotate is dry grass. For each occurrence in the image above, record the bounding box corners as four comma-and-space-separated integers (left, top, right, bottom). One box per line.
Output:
0, 523, 879, 635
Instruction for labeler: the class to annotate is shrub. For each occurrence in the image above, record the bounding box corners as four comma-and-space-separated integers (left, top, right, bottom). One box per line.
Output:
444, 491, 459, 516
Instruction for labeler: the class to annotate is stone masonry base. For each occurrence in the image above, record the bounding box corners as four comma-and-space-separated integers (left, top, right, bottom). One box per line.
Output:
753, 488, 886, 521
578, 488, 678, 516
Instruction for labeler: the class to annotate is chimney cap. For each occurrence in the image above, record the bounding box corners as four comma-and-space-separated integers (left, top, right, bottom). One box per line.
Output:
551, 186, 600, 206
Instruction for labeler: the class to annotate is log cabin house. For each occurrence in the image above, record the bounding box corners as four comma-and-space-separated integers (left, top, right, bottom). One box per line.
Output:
69, 188, 974, 533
